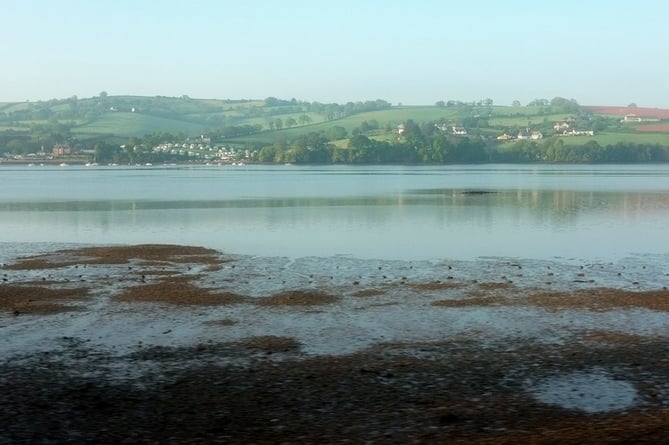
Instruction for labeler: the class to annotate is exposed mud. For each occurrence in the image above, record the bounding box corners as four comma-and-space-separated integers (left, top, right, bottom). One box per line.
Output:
256, 290, 341, 307
117, 275, 248, 306
0, 284, 88, 314
2, 244, 669, 443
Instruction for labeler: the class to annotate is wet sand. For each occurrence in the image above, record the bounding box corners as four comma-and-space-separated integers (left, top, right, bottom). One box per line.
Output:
2, 244, 669, 443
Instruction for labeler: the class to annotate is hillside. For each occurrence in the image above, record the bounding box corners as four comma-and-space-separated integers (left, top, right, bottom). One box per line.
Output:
72, 112, 207, 139
2, 94, 669, 164
583, 105, 669, 119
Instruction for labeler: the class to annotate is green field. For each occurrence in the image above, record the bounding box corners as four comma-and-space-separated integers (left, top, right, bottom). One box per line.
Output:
489, 113, 573, 127
231, 106, 461, 143
71, 112, 206, 139
588, 132, 669, 146
0, 102, 33, 113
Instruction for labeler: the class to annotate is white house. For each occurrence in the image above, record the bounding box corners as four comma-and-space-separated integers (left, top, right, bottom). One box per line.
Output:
621, 114, 659, 123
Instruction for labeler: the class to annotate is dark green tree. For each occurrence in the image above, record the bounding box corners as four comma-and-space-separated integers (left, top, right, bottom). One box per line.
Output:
93, 141, 117, 163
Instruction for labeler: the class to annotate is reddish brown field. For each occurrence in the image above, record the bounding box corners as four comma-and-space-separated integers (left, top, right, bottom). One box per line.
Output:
584, 105, 669, 118
635, 123, 669, 133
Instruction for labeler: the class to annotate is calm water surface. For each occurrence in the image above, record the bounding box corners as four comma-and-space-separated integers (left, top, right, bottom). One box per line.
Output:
1, 164, 668, 261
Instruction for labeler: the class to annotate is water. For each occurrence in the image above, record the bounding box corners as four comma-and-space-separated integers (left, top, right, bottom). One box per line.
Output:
1, 163, 668, 261
2, 164, 669, 364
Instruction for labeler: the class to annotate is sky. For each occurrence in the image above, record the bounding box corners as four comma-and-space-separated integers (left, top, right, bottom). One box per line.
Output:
2, 0, 668, 107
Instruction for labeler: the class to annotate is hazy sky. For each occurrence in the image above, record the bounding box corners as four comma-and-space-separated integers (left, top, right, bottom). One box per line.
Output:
2, 0, 668, 106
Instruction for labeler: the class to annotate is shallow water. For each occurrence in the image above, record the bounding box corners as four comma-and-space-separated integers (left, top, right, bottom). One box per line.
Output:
531, 371, 638, 413
1, 163, 668, 261
2, 247, 668, 359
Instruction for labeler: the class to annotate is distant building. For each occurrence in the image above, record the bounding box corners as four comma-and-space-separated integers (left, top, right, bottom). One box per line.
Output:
397, 124, 405, 135
622, 114, 642, 122
52, 144, 71, 157
621, 114, 659, 123
559, 129, 595, 137
516, 130, 542, 140
451, 126, 467, 135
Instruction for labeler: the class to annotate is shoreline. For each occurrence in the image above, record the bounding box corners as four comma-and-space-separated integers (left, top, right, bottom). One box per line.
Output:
2, 244, 669, 442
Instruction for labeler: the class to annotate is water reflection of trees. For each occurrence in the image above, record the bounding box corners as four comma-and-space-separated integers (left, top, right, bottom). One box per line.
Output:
406, 189, 669, 227
2, 191, 668, 231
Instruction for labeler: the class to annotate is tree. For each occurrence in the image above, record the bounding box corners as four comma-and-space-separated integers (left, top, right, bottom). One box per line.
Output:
68, 96, 79, 114
326, 126, 347, 140
528, 98, 549, 107
274, 118, 283, 130
6, 138, 26, 154
435, 100, 446, 107
93, 141, 117, 163
550, 97, 580, 113
258, 145, 279, 162
357, 120, 380, 134
99, 91, 108, 99
299, 114, 312, 125
285, 117, 297, 128
512, 100, 521, 107
403, 119, 427, 150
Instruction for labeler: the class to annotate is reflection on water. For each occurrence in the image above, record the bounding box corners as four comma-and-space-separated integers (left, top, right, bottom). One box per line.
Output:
1, 164, 668, 260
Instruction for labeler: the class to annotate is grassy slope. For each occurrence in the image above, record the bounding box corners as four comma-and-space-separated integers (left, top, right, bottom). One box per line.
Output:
232, 107, 461, 143
588, 132, 669, 146
71, 112, 206, 139
489, 113, 573, 127
4, 95, 669, 148
0, 102, 33, 113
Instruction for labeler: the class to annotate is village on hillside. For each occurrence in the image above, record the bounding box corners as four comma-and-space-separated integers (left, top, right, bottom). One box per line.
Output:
2, 97, 669, 165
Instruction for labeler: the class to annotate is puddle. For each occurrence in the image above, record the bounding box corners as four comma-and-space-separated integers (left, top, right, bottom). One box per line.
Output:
531, 371, 638, 413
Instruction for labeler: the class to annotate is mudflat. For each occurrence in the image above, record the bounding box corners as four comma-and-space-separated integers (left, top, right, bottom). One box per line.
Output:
2, 244, 669, 443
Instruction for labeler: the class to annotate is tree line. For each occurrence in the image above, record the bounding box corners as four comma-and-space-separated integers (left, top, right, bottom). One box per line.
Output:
249, 119, 669, 164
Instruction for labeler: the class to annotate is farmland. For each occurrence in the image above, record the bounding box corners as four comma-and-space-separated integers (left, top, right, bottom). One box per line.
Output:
2, 94, 669, 164
72, 112, 207, 139
636, 123, 669, 133
583, 105, 669, 119
587, 132, 669, 146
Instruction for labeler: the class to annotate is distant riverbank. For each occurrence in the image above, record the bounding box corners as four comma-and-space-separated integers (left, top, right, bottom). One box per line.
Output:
0, 156, 90, 165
